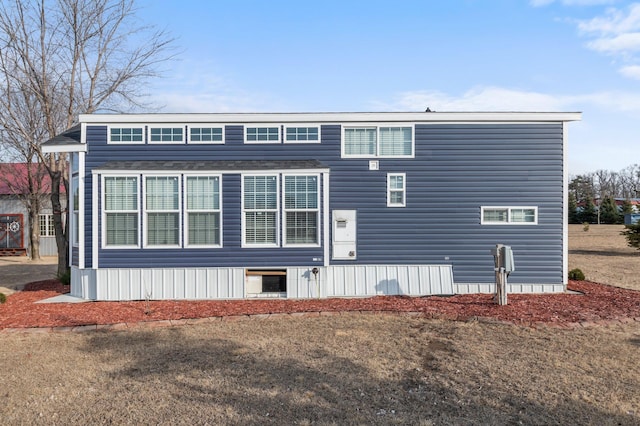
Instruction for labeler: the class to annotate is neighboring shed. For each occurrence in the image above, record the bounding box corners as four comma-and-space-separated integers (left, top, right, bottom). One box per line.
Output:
0, 163, 65, 257
43, 111, 581, 301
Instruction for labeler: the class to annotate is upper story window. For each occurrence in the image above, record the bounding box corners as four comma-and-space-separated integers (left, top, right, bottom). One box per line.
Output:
104, 176, 139, 247
481, 206, 538, 225
109, 127, 143, 144
285, 126, 320, 143
189, 127, 224, 143
342, 125, 413, 158
245, 126, 280, 143
149, 127, 184, 143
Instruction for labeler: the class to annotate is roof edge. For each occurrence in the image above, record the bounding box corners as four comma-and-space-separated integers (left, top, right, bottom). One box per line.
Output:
79, 111, 582, 124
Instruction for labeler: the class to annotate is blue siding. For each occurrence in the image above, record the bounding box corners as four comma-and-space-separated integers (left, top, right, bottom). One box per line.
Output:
83, 122, 564, 284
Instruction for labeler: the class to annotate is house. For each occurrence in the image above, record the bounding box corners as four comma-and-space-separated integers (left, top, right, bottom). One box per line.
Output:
43, 111, 581, 301
0, 163, 64, 257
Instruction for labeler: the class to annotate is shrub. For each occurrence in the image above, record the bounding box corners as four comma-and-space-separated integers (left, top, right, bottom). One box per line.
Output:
56, 269, 71, 286
0, 292, 6, 304
568, 268, 585, 281
621, 223, 640, 251
583, 222, 590, 232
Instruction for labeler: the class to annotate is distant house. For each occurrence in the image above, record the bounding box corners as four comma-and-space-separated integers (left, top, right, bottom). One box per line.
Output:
0, 163, 64, 257
43, 111, 581, 301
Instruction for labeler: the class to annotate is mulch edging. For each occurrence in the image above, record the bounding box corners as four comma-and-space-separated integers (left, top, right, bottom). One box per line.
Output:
1, 279, 639, 333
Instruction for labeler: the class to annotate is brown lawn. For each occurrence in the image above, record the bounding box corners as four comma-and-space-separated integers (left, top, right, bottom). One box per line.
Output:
0, 225, 638, 425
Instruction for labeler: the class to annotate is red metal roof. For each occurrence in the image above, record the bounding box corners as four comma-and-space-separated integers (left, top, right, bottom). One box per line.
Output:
0, 163, 62, 196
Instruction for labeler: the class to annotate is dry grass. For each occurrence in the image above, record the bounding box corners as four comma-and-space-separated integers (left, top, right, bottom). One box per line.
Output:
569, 224, 640, 291
1, 315, 639, 425
1, 225, 639, 425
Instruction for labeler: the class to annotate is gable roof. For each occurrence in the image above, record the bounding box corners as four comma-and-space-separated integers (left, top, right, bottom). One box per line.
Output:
0, 163, 58, 196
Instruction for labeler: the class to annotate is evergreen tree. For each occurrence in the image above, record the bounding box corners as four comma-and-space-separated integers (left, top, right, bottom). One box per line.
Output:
621, 223, 640, 250
568, 193, 580, 224
621, 199, 634, 224
599, 196, 620, 224
580, 198, 597, 224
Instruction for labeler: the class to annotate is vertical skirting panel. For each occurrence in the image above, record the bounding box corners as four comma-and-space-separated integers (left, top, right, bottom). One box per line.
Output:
70, 266, 96, 299
326, 265, 454, 297
455, 283, 565, 294
94, 267, 245, 301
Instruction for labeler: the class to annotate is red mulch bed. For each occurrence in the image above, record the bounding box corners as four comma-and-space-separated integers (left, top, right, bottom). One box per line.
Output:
1, 280, 639, 329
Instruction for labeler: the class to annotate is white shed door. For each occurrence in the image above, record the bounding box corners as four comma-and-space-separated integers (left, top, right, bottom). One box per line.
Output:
332, 210, 356, 260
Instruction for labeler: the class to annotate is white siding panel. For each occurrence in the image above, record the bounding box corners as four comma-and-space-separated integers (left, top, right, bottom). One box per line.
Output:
70, 266, 96, 299
92, 267, 245, 300
326, 265, 454, 297
456, 283, 565, 294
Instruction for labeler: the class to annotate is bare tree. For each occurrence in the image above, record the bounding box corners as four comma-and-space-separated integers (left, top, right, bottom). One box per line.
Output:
0, 0, 173, 275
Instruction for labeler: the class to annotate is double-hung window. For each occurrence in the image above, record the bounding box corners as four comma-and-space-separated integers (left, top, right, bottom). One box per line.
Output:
186, 176, 221, 246
145, 176, 180, 246
39, 214, 55, 237
481, 206, 538, 225
387, 173, 406, 207
72, 175, 79, 245
243, 175, 279, 246
343, 125, 413, 158
104, 176, 139, 247
284, 175, 319, 245
245, 126, 280, 143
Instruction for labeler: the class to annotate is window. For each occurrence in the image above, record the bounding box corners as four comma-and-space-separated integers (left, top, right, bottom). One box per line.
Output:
150, 127, 184, 143
39, 214, 55, 237
145, 176, 180, 246
245, 126, 280, 143
186, 176, 221, 246
243, 175, 278, 246
343, 125, 413, 158
72, 175, 79, 245
481, 206, 538, 225
189, 127, 224, 143
109, 127, 143, 143
285, 126, 320, 143
104, 176, 139, 246
284, 175, 319, 245
387, 173, 406, 207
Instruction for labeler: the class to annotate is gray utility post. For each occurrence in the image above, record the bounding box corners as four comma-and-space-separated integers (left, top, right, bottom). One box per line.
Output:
492, 244, 515, 305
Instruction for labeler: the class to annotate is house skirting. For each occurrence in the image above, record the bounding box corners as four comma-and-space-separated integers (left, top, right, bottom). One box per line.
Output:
70, 264, 456, 301
454, 283, 566, 294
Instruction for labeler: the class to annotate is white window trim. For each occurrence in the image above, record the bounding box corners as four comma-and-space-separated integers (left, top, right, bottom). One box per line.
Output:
39, 214, 55, 237
283, 173, 321, 247
187, 125, 225, 144
184, 174, 223, 248
283, 124, 322, 144
148, 124, 186, 144
244, 124, 281, 144
143, 174, 182, 248
387, 173, 406, 208
102, 175, 141, 249
481, 206, 539, 225
107, 124, 145, 145
241, 173, 280, 247
341, 123, 415, 159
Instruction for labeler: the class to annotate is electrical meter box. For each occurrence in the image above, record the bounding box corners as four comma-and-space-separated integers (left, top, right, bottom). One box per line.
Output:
332, 210, 356, 260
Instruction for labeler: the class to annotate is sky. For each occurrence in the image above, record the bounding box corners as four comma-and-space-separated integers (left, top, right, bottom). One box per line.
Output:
136, 0, 640, 175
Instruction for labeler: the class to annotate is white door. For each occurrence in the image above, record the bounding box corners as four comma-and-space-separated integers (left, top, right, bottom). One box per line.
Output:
332, 210, 356, 260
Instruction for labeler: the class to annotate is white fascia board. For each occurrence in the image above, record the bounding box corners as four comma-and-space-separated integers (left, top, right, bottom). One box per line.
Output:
42, 143, 87, 153
80, 111, 582, 124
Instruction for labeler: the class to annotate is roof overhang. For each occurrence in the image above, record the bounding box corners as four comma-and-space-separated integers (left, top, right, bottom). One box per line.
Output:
92, 159, 330, 175
41, 124, 85, 153
79, 111, 582, 125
